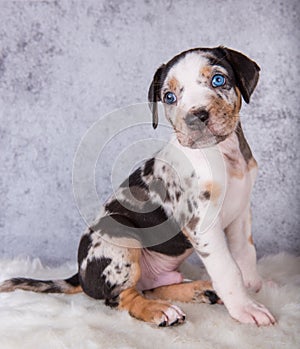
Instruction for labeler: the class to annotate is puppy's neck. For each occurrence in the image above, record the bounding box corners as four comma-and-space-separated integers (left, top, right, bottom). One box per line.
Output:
218, 122, 253, 165
234, 122, 253, 164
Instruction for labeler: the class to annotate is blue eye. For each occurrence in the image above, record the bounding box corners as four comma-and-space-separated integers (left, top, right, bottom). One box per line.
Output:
164, 92, 177, 104
212, 74, 226, 87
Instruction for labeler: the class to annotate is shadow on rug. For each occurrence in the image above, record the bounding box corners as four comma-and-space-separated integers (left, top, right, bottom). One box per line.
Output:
0, 253, 299, 349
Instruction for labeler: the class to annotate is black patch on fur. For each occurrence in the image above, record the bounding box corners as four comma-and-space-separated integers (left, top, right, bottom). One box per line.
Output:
99, 157, 193, 256
10, 278, 62, 293
150, 178, 169, 202
235, 122, 253, 163
78, 234, 93, 265
147, 231, 193, 256
204, 290, 220, 304
202, 191, 211, 200
143, 158, 155, 176
65, 274, 80, 287
104, 195, 167, 232
187, 199, 193, 213
105, 295, 120, 308
210, 46, 260, 103
102, 201, 186, 251
79, 257, 114, 300
92, 213, 140, 242
103, 196, 192, 256
120, 167, 148, 191
41, 282, 62, 293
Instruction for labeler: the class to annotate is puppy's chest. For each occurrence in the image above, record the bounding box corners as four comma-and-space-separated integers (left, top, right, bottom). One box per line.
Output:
220, 141, 257, 227
221, 165, 254, 227
153, 138, 256, 230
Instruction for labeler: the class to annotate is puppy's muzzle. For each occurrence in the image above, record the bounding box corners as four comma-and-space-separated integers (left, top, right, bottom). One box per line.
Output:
185, 108, 209, 130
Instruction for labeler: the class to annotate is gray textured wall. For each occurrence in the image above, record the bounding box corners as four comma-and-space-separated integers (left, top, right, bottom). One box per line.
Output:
0, 0, 299, 265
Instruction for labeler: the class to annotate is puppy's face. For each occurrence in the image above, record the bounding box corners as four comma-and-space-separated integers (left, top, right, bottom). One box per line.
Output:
162, 52, 241, 148
149, 47, 260, 148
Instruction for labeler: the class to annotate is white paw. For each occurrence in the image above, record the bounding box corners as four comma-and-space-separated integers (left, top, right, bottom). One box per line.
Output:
229, 300, 276, 326
158, 305, 186, 327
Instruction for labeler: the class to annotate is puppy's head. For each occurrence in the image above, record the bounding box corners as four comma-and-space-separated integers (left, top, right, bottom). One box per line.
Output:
148, 47, 260, 148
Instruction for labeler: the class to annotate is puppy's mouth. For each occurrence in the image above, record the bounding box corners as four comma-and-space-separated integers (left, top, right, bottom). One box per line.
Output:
172, 122, 231, 149
183, 133, 229, 149
168, 111, 238, 148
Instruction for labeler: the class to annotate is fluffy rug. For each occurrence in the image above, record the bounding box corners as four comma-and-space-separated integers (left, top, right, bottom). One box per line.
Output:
0, 253, 299, 349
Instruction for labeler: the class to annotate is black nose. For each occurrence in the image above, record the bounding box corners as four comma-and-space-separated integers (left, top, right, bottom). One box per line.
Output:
185, 108, 209, 129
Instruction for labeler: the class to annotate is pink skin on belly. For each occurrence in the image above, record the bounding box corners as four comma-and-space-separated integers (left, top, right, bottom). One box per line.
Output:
136, 248, 193, 291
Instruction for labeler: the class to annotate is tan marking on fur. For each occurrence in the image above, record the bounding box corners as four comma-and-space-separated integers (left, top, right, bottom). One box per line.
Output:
234, 87, 242, 113
224, 154, 245, 179
203, 181, 222, 205
187, 216, 200, 231
181, 227, 189, 238
117, 248, 188, 324
0, 281, 51, 293
64, 285, 83, 294
248, 235, 254, 245
200, 66, 212, 79
208, 96, 239, 136
0, 279, 83, 294
144, 280, 214, 303
230, 170, 244, 180
247, 157, 258, 171
118, 287, 176, 324
0, 280, 15, 292
168, 76, 179, 91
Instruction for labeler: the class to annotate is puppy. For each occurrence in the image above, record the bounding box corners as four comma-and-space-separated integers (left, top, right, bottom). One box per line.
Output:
0, 46, 275, 327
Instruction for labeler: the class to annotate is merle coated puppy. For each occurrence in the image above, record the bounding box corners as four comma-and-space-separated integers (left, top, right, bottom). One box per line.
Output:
0, 47, 275, 327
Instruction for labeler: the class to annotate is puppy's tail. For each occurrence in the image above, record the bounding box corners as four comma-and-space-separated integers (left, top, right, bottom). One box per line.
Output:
0, 273, 82, 294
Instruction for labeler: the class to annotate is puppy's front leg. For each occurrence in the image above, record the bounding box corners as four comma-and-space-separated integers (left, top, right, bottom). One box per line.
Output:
190, 222, 276, 326
225, 206, 263, 292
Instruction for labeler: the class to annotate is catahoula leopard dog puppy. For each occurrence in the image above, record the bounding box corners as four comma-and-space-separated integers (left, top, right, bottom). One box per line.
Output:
0, 47, 276, 327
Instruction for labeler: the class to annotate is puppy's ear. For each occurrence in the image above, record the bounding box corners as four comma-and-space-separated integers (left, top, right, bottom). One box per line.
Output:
218, 46, 260, 103
148, 64, 166, 129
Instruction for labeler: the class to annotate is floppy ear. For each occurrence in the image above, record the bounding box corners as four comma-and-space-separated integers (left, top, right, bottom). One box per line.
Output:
148, 64, 166, 129
218, 46, 260, 103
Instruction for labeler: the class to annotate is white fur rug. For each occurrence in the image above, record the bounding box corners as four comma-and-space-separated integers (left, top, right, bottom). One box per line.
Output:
0, 253, 299, 349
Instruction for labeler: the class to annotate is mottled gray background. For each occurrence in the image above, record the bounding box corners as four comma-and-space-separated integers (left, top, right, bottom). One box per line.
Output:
0, 0, 299, 265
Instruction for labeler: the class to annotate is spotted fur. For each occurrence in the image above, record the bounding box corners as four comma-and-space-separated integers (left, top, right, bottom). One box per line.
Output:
0, 47, 276, 327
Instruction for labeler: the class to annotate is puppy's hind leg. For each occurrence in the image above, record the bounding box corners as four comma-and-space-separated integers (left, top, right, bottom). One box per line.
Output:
144, 280, 220, 304
118, 286, 186, 327
79, 227, 186, 326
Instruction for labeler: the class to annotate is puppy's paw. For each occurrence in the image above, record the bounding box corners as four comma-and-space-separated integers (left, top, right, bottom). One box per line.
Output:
132, 301, 186, 327
155, 304, 186, 327
229, 300, 276, 326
